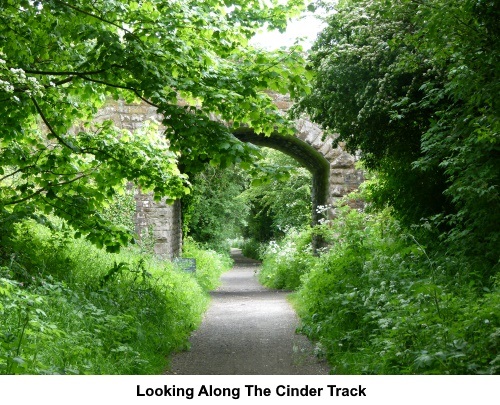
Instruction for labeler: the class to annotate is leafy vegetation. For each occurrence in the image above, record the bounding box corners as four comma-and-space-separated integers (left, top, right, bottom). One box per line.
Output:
240, 238, 265, 261
0, 0, 313, 376
258, 227, 316, 290
182, 165, 249, 253
1, 0, 498, 377
256, 0, 499, 374
181, 148, 312, 256
182, 238, 232, 291
261, 203, 499, 374
241, 149, 312, 244
0, 0, 310, 252
0, 219, 230, 374
298, 0, 499, 272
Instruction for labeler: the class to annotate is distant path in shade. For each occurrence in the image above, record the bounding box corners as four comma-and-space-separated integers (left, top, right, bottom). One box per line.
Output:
166, 248, 330, 375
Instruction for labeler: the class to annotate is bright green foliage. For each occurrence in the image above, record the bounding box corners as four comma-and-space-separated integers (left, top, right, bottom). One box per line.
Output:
100, 186, 136, 236
0, 0, 311, 251
182, 165, 250, 253
241, 149, 312, 242
100, 185, 161, 254
262, 205, 500, 374
182, 149, 312, 254
240, 238, 265, 260
255, 0, 499, 373
298, 0, 500, 271
258, 226, 318, 290
0, 219, 230, 374
182, 238, 233, 291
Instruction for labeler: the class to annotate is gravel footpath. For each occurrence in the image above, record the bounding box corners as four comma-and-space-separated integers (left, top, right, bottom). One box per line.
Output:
166, 248, 330, 375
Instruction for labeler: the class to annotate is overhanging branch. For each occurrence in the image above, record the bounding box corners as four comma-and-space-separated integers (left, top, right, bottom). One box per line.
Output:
31, 97, 79, 152
53, 0, 140, 41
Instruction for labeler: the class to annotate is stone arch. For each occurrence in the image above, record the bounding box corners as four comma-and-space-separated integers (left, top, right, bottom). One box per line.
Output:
266, 93, 365, 215
95, 98, 364, 259
232, 127, 330, 227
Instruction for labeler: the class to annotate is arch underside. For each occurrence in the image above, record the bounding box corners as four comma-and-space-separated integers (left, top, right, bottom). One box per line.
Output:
232, 127, 330, 227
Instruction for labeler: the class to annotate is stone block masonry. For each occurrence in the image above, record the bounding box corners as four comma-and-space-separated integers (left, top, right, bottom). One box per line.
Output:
95, 100, 183, 260
134, 194, 182, 259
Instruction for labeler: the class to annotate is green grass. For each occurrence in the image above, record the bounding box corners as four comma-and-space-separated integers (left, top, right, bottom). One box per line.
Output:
0, 220, 231, 374
182, 238, 232, 291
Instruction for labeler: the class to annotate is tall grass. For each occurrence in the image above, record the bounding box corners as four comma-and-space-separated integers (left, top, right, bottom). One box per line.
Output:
0, 220, 231, 374
182, 237, 232, 291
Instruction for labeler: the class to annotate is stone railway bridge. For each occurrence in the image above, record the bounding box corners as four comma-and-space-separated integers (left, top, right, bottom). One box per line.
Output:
97, 94, 364, 259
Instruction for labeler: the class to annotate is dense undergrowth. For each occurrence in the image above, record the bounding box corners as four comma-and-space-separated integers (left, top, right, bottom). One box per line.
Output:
259, 205, 499, 374
0, 220, 230, 375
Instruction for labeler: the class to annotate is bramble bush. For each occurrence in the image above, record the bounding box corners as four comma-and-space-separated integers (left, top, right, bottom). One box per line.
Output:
261, 205, 499, 374
0, 219, 230, 374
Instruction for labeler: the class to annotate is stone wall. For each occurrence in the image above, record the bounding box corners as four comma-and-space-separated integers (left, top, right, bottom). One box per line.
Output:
95, 100, 183, 259
294, 117, 365, 213
134, 195, 182, 259
94, 99, 163, 130
253, 93, 365, 214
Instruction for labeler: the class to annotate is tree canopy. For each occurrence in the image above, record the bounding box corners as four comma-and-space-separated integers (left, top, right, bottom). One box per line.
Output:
241, 148, 311, 241
299, 0, 499, 269
182, 164, 250, 252
0, 0, 311, 251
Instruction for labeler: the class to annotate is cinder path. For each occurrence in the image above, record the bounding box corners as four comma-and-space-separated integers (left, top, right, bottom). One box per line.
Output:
167, 248, 330, 375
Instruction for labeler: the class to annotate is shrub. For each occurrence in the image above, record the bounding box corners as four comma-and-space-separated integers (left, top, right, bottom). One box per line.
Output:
262, 206, 499, 374
258, 227, 316, 290
240, 239, 264, 261
181, 238, 232, 292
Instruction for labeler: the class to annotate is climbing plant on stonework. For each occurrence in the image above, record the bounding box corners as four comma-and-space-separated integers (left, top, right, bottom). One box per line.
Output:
0, 0, 311, 251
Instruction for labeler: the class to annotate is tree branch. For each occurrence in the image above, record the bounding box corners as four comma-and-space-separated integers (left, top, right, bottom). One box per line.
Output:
256, 45, 303, 75
51, 76, 75, 86
53, 0, 140, 41
31, 97, 79, 152
79, 75, 160, 108
22, 67, 117, 76
2, 173, 88, 206
2, 187, 45, 206
0, 166, 36, 183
